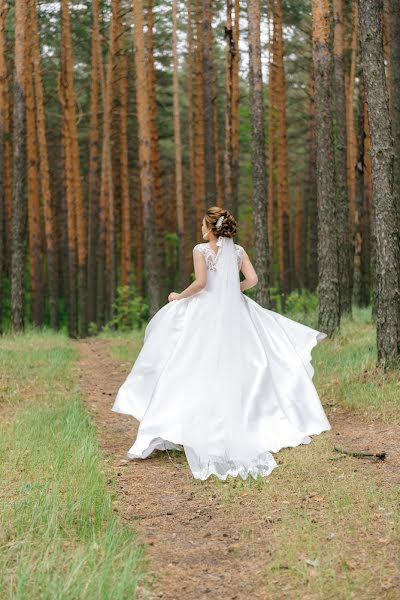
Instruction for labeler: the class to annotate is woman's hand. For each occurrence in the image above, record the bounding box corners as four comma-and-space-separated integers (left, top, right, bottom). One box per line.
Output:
168, 292, 181, 302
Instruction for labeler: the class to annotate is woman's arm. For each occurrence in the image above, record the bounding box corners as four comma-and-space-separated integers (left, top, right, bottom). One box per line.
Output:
171, 249, 207, 300
239, 249, 258, 292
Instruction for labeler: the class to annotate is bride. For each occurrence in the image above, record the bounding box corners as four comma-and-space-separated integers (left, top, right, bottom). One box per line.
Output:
112, 207, 331, 481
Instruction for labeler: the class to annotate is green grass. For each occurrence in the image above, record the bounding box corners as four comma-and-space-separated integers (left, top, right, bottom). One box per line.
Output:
0, 328, 149, 599
204, 432, 400, 599
313, 307, 400, 421
98, 328, 145, 363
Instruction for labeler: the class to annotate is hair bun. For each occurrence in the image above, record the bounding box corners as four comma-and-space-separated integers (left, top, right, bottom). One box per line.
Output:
205, 206, 237, 238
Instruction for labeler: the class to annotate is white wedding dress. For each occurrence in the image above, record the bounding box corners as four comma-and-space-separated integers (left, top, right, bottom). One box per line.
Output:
112, 235, 331, 481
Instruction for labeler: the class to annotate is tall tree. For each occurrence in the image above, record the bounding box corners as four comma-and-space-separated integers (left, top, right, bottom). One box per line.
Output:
30, 0, 59, 329
333, 0, 352, 315
132, 0, 159, 317
147, 0, 165, 299
172, 0, 185, 290
25, 24, 43, 326
60, 0, 87, 336
87, 0, 100, 324
0, 0, 7, 332
10, 0, 27, 331
273, 0, 291, 297
193, 0, 206, 234
202, 0, 216, 204
390, 0, 400, 227
358, 0, 400, 365
119, 16, 131, 289
311, 0, 340, 336
247, 0, 270, 308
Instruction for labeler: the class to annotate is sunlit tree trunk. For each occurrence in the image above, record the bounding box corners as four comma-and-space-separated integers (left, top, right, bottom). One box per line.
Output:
25, 23, 43, 326
11, 0, 27, 332
359, 0, 400, 365
247, 0, 270, 307
132, 0, 159, 316
60, 0, 87, 336
312, 0, 340, 336
30, 0, 58, 329
119, 25, 131, 289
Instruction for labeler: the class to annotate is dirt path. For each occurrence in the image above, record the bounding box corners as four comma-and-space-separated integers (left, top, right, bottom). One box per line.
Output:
75, 339, 400, 600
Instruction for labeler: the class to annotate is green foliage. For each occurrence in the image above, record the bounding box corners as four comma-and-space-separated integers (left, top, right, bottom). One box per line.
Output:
102, 285, 149, 333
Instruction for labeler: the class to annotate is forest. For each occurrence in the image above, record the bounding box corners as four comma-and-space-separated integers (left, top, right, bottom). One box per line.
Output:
0, 0, 399, 367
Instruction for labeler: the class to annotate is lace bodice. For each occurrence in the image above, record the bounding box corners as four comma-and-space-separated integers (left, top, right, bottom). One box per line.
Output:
193, 241, 245, 271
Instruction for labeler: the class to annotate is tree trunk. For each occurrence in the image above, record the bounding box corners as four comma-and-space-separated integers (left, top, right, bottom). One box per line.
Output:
132, 0, 159, 317
312, 0, 340, 336
60, 0, 87, 336
0, 0, 7, 332
30, 0, 59, 329
202, 0, 216, 204
267, 4, 275, 271
358, 0, 400, 365
194, 0, 206, 237
119, 27, 131, 289
87, 0, 100, 325
273, 0, 291, 297
146, 0, 164, 304
247, 0, 270, 308
172, 0, 185, 291
346, 0, 358, 230
306, 66, 318, 292
390, 0, 400, 229
25, 23, 43, 326
11, 0, 27, 332
333, 0, 352, 315
186, 0, 196, 270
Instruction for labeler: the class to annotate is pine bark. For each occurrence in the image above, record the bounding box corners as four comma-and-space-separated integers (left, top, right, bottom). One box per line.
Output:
390, 0, 400, 228
146, 0, 164, 302
267, 4, 275, 268
11, 0, 27, 332
0, 0, 7, 331
333, 0, 352, 315
273, 0, 291, 297
358, 0, 400, 364
345, 1, 358, 229
87, 0, 100, 324
25, 25, 43, 326
247, 0, 270, 307
202, 0, 216, 204
119, 25, 131, 289
132, 0, 159, 317
60, 0, 87, 336
30, 0, 58, 329
311, 0, 340, 336
194, 0, 206, 235
186, 0, 196, 265
172, 0, 185, 291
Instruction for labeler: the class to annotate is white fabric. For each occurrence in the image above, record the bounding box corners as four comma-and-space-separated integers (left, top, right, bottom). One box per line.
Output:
112, 236, 331, 481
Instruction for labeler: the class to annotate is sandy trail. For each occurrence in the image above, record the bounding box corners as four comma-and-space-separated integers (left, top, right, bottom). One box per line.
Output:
75, 338, 400, 600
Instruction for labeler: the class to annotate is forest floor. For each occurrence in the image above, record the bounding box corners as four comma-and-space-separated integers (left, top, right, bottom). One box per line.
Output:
76, 313, 400, 600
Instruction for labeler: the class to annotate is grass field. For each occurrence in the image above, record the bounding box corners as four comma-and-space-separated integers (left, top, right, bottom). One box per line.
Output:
0, 329, 148, 599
